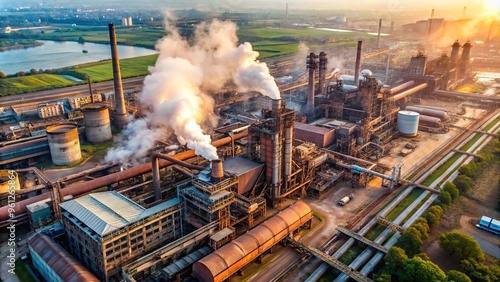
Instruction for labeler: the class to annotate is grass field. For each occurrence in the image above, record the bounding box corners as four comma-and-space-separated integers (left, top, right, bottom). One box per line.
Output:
238, 27, 350, 39
0, 74, 76, 96
40, 26, 166, 49
75, 54, 158, 82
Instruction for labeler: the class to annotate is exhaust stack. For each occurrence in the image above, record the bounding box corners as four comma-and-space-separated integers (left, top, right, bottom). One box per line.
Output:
306, 52, 318, 116
108, 23, 128, 129
318, 52, 328, 95
211, 160, 224, 182
377, 19, 382, 48
354, 41, 363, 86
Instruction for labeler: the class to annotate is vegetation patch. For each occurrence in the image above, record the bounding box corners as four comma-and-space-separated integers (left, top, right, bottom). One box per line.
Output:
0, 74, 76, 96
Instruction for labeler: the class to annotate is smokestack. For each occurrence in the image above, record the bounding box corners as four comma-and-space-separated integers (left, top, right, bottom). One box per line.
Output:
272, 98, 282, 113
377, 19, 382, 48
87, 77, 94, 103
318, 52, 328, 95
354, 41, 363, 86
306, 52, 317, 116
390, 21, 394, 34
461, 6, 466, 19
486, 21, 494, 47
211, 160, 224, 182
108, 23, 128, 129
285, 3, 289, 26
427, 9, 434, 41
451, 40, 461, 64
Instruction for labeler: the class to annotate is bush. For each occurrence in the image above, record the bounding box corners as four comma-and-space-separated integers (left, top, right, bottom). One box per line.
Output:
445, 270, 472, 282
460, 258, 499, 282
459, 162, 479, 178
438, 191, 452, 208
396, 227, 423, 257
453, 175, 473, 194
443, 182, 460, 202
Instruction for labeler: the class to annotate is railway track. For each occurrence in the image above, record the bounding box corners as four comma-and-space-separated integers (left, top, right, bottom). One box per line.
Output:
277, 107, 500, 282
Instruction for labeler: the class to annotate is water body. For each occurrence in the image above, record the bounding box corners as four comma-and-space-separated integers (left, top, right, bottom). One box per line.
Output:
0, 40, 157, 75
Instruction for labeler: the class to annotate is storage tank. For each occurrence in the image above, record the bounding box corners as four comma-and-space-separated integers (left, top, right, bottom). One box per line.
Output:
82, 103, 112, 144
405, 105, 449, 121
419, 115, 442, 126
0, 170, 20, 194
46, 124, 82, 166
397, 111, 420, 137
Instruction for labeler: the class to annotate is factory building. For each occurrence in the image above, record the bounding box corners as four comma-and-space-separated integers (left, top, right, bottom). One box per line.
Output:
29, 233, 100, 282
59, 191, 183, 281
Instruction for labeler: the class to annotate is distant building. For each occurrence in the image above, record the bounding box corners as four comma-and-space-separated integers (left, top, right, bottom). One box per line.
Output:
60, 191, 183, 281
121, 17, 128, 26
38, 103, 65, 119
127, 16, 133, 26
2, 27, 11, 34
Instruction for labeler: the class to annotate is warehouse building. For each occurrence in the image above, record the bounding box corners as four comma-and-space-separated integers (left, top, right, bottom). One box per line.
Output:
59, 191, 183, 281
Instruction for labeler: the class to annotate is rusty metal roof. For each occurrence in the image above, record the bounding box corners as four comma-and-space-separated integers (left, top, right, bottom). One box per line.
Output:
29, 233, 100, 282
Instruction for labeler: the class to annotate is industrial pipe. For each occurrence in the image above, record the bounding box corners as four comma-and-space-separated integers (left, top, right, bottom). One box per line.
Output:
391, 83, 428, 101
0, 131, 248, 222
389, 80, 415, 94
152, 152, 206, 201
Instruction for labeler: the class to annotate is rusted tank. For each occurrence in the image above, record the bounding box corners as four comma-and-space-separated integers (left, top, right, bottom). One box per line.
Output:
46, 124, 81, 165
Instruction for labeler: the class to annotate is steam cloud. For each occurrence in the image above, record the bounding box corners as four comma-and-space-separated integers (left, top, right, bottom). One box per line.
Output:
105, 18, 279, 164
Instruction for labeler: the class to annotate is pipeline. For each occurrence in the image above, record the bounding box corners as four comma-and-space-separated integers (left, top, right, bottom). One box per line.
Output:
152, 153, 206, 201
389, 80, 415, 94
390, 83, 428, 101
0, 131, 248, 222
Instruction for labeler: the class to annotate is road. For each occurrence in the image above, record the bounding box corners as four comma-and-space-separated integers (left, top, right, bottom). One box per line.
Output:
0, 76, 145, 107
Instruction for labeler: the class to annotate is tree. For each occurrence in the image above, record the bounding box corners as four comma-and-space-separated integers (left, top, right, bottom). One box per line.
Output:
460, 258, 498, 282
30, 68, 38, 75
373, 273, 392, 282
411, 217, 430, 240
439, 190, 452, 207
17, 71, 26, 77
459, 162, 478, 178
415, 252, 431, 261
445, 270, 472, 282
424, 205, 444, 228
0, 71, 5, 78
78, 36, 85, 44
439, 231, 484, 262
396, 227, 422, 257
384, 246, 408, 274
454, 175, 473, 193
443, 182, 460, 202
396, 257, 446, 282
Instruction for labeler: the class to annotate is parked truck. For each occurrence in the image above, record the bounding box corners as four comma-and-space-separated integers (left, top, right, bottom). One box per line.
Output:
338, 193, 355, 206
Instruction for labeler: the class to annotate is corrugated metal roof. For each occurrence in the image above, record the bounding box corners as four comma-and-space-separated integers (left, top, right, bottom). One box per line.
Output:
163, 246, 211, 279
60, 191, 145, 236
210, 227, 235, 242
136, 197, 181, 220
29, 233, 100, 282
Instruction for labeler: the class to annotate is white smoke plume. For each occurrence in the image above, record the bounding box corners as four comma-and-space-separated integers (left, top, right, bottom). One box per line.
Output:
105, 17, 280, 164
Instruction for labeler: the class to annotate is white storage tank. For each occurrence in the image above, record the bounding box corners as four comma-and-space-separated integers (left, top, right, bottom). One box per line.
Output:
397, 111, 419, 137
46, 124, 82, 166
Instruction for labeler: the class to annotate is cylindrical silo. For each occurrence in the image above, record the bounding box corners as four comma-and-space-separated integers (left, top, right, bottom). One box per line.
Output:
46, 124, 82, 166
0, 170, 20, 194
397, 111, 420, 137
82, 103, 112, 144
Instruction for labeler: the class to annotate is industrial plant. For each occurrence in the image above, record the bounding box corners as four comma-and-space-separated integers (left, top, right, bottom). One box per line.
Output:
1, 8, 499, 282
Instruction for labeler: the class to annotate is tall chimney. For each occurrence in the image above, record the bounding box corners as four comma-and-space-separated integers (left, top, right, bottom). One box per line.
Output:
486, 20, 494, 47
318, 52, 328, 95
450, 40, 461, 64
272, 98, 282, 113
306, 52, 318, 116
427, 9, 434, 41
390, 21, 394, 34
108, 23, 128, 129
377, 19, 382, 48
354, 41, 363, 86
211, 160, 224, 182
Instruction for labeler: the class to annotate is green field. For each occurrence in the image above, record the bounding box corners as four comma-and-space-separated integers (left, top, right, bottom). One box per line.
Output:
40, 26, 167, 49
238, 27, 351, 39
75, 54, 158, 82
0, 74, 75, 96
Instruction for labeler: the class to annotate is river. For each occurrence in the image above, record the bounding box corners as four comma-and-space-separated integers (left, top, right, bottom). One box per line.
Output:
0, 40, 157, 75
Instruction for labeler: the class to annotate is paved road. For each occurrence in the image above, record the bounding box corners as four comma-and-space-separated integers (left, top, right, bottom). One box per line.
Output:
0, 76, 145, 107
